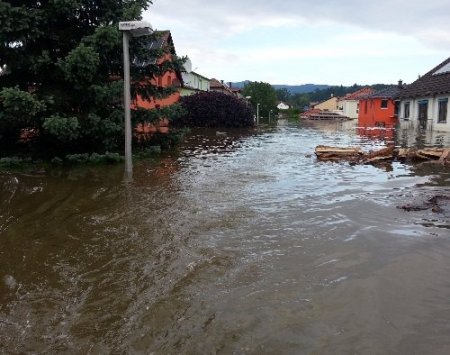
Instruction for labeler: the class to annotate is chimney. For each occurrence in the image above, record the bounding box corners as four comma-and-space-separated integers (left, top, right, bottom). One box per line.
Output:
229, 82, 232, 88
398, 79, 403, 87
220, 80, 224, 84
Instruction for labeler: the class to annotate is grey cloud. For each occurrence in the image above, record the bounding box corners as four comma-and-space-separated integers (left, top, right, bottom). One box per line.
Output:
151, 0, 450, 48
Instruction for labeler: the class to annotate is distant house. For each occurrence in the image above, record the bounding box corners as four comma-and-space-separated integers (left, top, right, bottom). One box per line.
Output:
358, 83, 404, 128
277, 102, 290, 110
180, 71, 210, 96
210, 78, 235, 96
397, 57, 450, 131
300, 108, 350, 121
313, 96, 338, 111
179, 57, 210, 96
338, 87, 375, 119
230, 85, 244, 99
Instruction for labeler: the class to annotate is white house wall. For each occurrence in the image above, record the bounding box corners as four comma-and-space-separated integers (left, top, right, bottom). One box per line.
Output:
181, 72, 210, 92
399, 95, 450, 132
339, 100, 359, 119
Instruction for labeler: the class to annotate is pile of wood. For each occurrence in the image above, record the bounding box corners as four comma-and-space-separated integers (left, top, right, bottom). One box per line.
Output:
315, 145, 450, 165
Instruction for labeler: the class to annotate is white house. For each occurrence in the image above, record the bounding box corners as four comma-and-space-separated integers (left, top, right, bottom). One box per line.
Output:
180, 57, 210, 96
180, 71, 210, 96
337, 88, 375, 119
397, 57, 450, 132
277, 102, 290, 110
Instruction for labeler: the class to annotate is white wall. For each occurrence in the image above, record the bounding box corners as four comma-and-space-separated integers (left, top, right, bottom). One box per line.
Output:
399, 95, 450, 132
181, 72, 210, 92
338, 100, 359, 119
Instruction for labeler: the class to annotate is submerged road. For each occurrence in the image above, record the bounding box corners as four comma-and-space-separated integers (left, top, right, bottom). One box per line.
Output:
1, 121, 450, 354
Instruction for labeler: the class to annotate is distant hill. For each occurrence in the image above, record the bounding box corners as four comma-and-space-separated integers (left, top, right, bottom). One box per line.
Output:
272, 84, 331, 94
231, 81, 331, 94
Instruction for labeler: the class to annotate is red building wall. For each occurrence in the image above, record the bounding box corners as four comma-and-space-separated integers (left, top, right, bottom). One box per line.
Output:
358, 98, 396, 128
133, 53, 180, 110
133, 52, 180, 134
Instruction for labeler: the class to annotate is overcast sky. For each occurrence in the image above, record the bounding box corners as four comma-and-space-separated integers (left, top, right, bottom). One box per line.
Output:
144, 0, 450, 86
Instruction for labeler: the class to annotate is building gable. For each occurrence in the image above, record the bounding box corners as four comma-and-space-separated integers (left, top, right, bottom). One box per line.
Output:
398, 57, 450, 98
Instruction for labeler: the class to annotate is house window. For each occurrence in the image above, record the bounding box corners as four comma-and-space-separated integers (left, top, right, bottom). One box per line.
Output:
381, 99, 388, 109
438, 98, 448, 123
365, 101, 368, 114
404, 102, 410, 118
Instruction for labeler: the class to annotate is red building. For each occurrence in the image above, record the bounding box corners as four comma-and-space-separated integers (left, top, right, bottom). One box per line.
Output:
358, 84, 404, 128
133, 30, 183, 134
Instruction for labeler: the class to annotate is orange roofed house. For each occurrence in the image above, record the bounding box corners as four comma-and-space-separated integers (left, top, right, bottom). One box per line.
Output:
209, 79, 235, 96
134, 30, 183, 133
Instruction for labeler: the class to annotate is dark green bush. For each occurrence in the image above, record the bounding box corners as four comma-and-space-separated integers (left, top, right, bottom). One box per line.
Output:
66, 153, 90, 164
65, 152, 123, 165
0, 156, 26, 168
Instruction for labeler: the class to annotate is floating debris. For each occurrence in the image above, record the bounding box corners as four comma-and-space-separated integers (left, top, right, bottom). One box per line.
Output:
315, 146, 450, 166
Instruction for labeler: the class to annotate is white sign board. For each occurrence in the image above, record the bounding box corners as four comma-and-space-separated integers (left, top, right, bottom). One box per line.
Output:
119, 21, 152, 31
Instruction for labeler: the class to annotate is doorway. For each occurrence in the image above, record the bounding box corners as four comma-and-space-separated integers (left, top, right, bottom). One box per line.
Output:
419, 100, 428, 129
418, 101, 428, 129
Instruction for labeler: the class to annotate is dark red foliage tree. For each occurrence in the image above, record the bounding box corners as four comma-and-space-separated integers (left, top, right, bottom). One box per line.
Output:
176, 91, 255, 128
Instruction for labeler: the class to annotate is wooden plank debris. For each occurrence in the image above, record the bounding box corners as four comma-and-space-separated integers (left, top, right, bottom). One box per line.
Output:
315, 146, 450, 165
314, 145, 362, 162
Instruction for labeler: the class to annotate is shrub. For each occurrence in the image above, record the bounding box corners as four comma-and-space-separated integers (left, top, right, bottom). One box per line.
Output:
43, 115, 80, 142
0, 156, 25, 168
51, 157, 64, 166
176, 92, 254, 128
66, 153, 90, 164
0, 87, 45, 145
65, 152, 123, 165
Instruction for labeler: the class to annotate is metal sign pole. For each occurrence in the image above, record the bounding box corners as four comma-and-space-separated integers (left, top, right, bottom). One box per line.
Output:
122, 31, 133, 179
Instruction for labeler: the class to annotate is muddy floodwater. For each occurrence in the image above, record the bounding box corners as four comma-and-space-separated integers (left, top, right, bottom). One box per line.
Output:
1, 121, 450, 354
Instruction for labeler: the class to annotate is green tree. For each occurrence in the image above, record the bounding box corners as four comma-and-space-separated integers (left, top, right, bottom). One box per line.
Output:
0, 0, 183, 156
276, 88, 291, 103
291, 93, 311, 111
241, 81, 278, 120
0, 86, 45, 146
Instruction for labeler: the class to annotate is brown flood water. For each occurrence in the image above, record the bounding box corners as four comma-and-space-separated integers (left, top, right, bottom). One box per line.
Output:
1, 121, 450, 354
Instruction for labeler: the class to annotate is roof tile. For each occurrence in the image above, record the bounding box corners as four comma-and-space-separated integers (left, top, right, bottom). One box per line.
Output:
341, 87, 375, 101
398, 57, 450, 98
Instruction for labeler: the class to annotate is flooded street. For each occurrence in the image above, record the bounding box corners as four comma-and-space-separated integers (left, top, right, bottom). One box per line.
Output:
1, 121, 450, 354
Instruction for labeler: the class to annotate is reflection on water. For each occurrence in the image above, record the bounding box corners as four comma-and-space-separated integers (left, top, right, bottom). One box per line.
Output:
1, 122, 450, 354
397, 125, 450, 148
